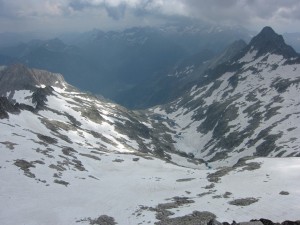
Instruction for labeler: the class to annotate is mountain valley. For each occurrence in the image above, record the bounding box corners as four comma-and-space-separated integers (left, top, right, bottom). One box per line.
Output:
0, 26, 300, 225
0, 23, 252, 108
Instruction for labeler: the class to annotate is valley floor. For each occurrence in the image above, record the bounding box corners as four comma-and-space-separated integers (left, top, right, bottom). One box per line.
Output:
1, 145, 300, 225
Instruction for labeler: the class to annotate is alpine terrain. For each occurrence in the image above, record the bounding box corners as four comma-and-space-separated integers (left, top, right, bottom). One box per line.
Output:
151, 26, 300, 167
0, 27, 300, 225
0, 22, 252, 108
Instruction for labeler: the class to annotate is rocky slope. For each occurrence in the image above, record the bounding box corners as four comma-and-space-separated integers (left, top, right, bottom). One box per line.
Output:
151, 26, 300, 167
0, 64, 189, 161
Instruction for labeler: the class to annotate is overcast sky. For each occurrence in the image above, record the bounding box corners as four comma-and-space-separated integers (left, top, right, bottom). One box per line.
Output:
1, 0, 300, 34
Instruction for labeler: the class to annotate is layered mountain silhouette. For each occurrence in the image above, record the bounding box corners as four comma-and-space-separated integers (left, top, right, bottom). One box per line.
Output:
0, 24, 252, 108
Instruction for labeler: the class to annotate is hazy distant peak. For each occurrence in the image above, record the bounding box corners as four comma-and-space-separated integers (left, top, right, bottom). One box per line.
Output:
207, 39, 247, 69
230, 39, 247, 49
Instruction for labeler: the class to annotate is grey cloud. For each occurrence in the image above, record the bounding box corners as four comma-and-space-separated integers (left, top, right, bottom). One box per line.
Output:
105, 4, 127, 20
0, 0, 18, 18
94, 0, 300, 28
69, 0, 126, 20
68, 0, 153, 20
1, 0, 300, 33
183, 0, 300, 21
69, 1, 88, 11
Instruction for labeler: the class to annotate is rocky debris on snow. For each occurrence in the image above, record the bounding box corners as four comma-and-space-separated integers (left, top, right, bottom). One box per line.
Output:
136, 196, 198, 224
14, 159, 36, 178
223, 192, 232, 198
257, 218, 277, 225
197, 190, 215, 197
228, 197, 259, 206
207, 157, 262, 183
176, 178, 195, 182
54, 179, 69, 187
37, 134, 58, 145
208, 218, 223, 225
156, 211, 216, 225
113, 158, 124, 163
234, 157, 261, 171
62, 147, 78, 156
204, 183, 215, 189
279, 191, 290, 195
79, 153, 101, 161
212, 191, 232, 199
0, 96, 20, 119
89, 215, 117, 225
209, 218, 300, 225
238, 222, 264, 225
207, 167, 233, 183
0, 141, 18, 150
77, 215, 117, 225
281, 221, 300, 225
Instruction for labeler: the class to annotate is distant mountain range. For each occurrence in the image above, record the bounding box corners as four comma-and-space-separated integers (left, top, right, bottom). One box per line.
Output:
0, 23, 252, 108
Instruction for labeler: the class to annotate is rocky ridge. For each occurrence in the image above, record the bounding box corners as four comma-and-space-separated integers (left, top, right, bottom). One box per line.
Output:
151, 26, 300, 167
0, 63, 203, 168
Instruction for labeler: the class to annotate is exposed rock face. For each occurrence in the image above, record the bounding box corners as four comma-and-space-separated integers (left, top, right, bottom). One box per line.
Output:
0, 64, 66, 95
31, 86, 54, 110
208, 219, 300, 225
0, 96, 20, 118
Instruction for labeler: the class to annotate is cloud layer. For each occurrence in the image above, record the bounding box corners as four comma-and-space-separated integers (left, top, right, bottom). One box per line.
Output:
0, 0, 300, 33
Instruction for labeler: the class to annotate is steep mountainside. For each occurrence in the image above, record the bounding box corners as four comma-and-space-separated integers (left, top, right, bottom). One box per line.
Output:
151, 27, 300, 167
0, 64, 190, 162
119, 40, 247, 108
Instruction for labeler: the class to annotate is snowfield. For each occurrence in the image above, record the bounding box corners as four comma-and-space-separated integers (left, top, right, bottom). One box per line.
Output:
1, 138, 300, 225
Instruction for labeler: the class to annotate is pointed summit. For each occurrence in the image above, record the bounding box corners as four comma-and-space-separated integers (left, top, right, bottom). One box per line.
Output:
256, 26, 278, 38
248, 26, 298, 58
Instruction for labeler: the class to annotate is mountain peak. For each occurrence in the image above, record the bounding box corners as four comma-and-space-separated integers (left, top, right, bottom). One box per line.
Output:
250, 26, 283, 47
259, 26, 277, 37
247, 26, 298, 58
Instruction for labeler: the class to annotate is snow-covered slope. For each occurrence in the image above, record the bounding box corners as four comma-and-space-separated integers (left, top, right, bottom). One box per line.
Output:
151, 27, 300, 167
1, 27, 300, 225
1, 147, 300, 224
0, 64, 200, 162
